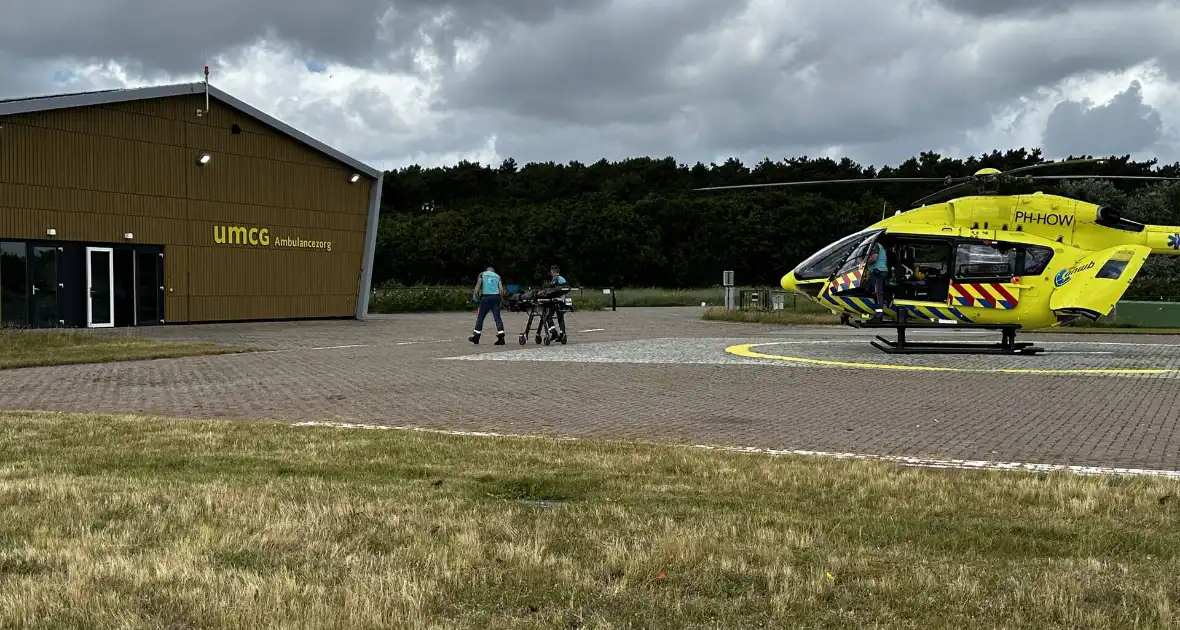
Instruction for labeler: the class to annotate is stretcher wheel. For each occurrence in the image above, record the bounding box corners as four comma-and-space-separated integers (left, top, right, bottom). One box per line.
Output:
534, 335, 541, 344
560, 335, 567, 345
543, 335, 551, 346
518, 334, 526, 345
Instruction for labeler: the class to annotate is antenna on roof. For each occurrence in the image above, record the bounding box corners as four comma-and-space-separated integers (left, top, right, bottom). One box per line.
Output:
196, 64, 210, 118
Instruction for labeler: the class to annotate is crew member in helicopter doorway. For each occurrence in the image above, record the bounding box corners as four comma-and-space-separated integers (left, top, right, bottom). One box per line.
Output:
469, 266, 507, 345
867, 242, 889, 321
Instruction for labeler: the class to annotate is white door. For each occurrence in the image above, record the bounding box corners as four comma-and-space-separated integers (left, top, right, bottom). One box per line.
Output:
86, 247, 114, 328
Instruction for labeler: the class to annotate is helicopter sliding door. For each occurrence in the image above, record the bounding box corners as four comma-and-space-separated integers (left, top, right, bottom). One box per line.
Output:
891, 238, 954, 303
947, 240, 1023, 312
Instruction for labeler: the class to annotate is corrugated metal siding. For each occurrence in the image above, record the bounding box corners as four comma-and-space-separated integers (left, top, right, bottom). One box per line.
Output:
0, 94, 373, 324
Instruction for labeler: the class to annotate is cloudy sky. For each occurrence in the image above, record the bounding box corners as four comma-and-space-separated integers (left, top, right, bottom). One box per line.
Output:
3, 0, 1178, 172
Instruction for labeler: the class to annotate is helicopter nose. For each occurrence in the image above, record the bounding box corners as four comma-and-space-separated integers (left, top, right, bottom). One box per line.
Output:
781, 272, 797, 292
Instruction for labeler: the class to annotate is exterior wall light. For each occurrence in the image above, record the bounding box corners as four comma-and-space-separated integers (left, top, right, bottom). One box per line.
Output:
198, 153, 211, 165
46, 228, 57, 236
349, 173, 360, 183
124, 233, 134, 240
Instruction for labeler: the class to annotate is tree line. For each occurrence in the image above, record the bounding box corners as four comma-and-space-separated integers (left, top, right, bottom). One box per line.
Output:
371, 148, 1180, 295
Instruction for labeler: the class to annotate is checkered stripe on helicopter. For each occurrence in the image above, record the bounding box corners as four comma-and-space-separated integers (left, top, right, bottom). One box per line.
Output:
898, 304, 975, 323
947, 282, 1019, 309
820, 286, 973, 322
819, 288, 899, 319
830, 269, 863, 292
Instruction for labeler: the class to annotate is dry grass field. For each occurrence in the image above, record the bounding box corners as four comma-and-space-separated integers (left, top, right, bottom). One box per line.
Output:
0, 330, 241, 369
2, 411, 1179, 628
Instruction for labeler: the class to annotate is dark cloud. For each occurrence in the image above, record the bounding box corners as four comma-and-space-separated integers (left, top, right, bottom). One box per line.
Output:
0, 52, 101, 100
1, 0, 1178, 170
1042, 80, 1165, 157
0, 0, 390, 74
437, 0, 749, 124
931, 0, 1161, 18
375, 1, 611, 75
0, 0, 609, 75
438, 0, 1180, 167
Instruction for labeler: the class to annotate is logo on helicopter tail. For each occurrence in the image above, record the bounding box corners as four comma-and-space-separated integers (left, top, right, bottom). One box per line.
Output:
1169, 233, 1180, 250
1053, 260, 1096, 287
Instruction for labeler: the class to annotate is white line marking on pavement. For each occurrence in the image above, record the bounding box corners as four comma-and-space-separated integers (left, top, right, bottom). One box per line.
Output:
396, 339, 453, 345
579, 328, 606, 333
253, 345, 369, 354
290, 421, 1180, 479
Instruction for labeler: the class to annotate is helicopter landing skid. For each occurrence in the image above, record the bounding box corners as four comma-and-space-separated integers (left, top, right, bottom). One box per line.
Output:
851, 320, 1045, 355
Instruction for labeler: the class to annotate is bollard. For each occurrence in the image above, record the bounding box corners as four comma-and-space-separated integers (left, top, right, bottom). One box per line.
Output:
602, 287, 616, 311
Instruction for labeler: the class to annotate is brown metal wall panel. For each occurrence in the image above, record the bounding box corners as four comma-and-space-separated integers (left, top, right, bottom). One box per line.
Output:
0, 92, 374, 325
0, 206, 188, 246
10, 103, 187, 146
185, 294, 356, 323
185, 146, 370, 213
187, 246, 357, 296
1, 116, 187, 197
0, 182, 188, 221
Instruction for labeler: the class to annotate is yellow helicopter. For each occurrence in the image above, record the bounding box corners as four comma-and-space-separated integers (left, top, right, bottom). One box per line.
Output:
696, 158, 1180, 355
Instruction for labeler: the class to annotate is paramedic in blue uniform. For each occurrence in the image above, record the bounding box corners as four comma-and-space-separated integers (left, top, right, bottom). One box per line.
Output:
544, 265, 568, 340
867, 242, 888, 321
469, 266, 506, 344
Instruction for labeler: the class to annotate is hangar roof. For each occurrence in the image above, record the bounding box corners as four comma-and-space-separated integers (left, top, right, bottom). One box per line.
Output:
0, 81, 381, 179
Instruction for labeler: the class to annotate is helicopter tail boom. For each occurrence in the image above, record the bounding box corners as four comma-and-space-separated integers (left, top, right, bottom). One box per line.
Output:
1145, 225, 1180, 255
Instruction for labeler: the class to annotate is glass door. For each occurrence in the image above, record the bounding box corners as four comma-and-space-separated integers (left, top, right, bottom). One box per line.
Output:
30, 246, 59, 328
86, 247, 114, 328
135, 251, 164, 325
0, 242, 29, 328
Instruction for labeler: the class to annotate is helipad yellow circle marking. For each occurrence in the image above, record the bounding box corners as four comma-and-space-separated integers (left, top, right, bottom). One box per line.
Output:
724, 343, 1177, 375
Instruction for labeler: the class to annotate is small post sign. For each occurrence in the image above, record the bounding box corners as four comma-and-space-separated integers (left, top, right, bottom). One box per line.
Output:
722, 271, 736, 310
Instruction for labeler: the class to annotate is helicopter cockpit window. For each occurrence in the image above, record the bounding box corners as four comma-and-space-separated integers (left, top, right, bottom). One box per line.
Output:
836, 237, 876, 277
1022, 245, 1055, 275
792, 231, 879, 281
954, 242, 1017, 280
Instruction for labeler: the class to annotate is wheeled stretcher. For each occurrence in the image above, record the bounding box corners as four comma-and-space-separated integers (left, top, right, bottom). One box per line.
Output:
504, 285, 574, 345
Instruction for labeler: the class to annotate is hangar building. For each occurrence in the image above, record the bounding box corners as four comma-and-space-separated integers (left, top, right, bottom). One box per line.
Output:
0, 79, 383, 329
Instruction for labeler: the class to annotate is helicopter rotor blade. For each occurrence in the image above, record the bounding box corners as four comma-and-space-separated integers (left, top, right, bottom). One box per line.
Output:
1001, 157, 1107, 176
909, 181, 975, 207
693, 177, 953, 191
1022, 175, 1180, 181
